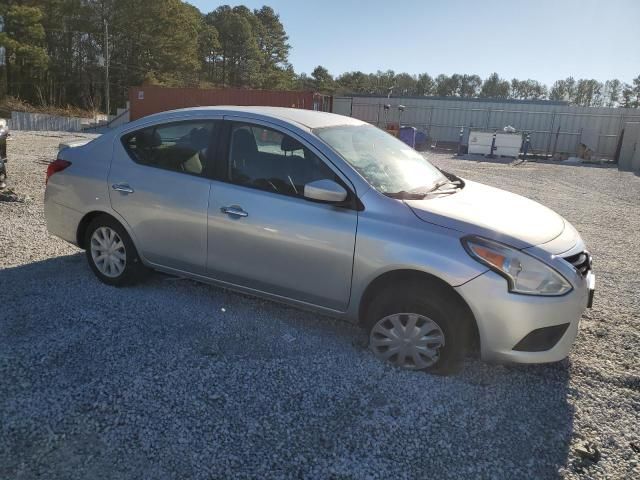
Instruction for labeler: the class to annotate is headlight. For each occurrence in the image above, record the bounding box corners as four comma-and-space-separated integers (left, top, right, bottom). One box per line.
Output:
462, 236, 572, 296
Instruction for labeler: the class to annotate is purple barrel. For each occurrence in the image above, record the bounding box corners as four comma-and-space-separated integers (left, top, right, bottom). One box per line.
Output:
399, 126, 417, 148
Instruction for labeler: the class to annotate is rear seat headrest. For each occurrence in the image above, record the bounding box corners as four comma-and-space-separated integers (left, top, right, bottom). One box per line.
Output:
190, 127, 210, 150
138, 129, 161, 148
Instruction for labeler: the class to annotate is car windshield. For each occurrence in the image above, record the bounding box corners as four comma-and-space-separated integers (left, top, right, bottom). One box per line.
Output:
315, 124, 445, 194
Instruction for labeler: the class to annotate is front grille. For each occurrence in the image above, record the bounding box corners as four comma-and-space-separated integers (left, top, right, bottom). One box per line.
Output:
563, 251, 591, 276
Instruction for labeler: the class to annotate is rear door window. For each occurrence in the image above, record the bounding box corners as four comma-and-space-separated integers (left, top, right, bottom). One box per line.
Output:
122, 120, 220, 177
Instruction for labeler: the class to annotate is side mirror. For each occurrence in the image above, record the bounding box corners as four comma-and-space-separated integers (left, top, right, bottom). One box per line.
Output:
303, 179, 347, 203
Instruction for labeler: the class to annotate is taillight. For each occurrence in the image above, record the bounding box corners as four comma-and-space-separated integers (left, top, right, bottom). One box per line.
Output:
46, 159, 71, 184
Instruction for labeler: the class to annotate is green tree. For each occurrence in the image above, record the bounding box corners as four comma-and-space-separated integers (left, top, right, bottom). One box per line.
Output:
620, 77, 639, 108
632, 75, 640, 107
206, 5, 260, 87
435, 74, 456, 96
415, 73, 435, 96
335, 70, 370, 94
480, 72, 510, 98
294, 72, 314, 90
1, 1, 298, 109
449, 74, 463, 95
393, 72, 417, 96
367, 69, 395, 96
434, 73, 480, 97
35, 0, 107, 109
198, 23, 221, 84
253, 6, 291, 89
620, 84, 635, 108
311, 65, 334, 92
458, 74, 481, 97
510, 79, 547, 100
0, 4, 48, 101
603, 79, 622, 107
574, 79, 603, 107
549, 77, 576, 103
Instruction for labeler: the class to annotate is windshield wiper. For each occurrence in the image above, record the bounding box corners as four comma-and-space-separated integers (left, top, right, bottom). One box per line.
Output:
383, 190, 428, 200
404, 179, 452, 196
426, 179, 451, 193
438, 169, 465, 187
426, 176, 465, 194
385, 176, 465, 200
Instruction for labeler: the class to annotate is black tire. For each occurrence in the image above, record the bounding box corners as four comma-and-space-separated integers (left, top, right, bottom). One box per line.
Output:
364, 283, 470, 375
84, 215, 147, 286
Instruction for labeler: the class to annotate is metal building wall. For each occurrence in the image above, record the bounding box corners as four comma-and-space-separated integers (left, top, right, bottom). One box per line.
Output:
334, 96, 640, 158
619, 122, 640, 171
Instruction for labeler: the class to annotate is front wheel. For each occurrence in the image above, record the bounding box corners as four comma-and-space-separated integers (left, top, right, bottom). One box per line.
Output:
365, 284, 469, 374
85, 215, 146, 286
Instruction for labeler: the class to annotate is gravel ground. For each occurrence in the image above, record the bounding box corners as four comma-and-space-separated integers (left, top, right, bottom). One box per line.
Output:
1, 131, 639, 479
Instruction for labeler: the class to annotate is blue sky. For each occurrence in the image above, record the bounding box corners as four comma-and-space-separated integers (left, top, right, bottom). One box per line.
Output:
188, 0, 640, 85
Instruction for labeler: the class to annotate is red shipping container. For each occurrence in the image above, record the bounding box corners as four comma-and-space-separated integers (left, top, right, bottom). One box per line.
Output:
129, 86, 332, 120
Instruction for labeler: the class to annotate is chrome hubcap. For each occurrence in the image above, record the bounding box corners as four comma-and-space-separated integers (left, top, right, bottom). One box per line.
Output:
369, 313, 445, 370
90, 227, 126, 278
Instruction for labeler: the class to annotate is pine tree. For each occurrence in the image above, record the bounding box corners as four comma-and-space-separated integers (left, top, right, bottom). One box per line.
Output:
480, 73, 510, 99
0, 4, 48, 101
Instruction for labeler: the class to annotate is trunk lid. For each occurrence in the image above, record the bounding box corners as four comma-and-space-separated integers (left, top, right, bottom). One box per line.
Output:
58, 139, 93, 151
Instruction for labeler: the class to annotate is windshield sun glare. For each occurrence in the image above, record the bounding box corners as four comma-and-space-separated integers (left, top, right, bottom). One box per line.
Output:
315, 124, 445, 194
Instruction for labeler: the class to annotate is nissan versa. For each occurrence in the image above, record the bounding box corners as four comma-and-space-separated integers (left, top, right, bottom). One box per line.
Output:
44, 107, 595, 373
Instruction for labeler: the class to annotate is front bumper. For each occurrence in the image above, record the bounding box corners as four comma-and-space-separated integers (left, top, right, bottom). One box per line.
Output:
456, 269, 591, 364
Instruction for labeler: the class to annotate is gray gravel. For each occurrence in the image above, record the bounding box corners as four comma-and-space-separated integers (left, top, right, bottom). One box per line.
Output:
1, 131, 639, 479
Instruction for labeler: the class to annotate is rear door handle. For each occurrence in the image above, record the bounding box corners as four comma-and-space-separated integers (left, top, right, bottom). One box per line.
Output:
112, 183, 134, 194
221, 205, 248, 217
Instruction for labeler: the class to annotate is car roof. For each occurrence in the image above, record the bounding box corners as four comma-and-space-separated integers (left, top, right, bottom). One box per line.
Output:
147, 106, 367, 130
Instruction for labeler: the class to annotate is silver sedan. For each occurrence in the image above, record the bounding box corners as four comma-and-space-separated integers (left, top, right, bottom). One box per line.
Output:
44, 107, 595, 373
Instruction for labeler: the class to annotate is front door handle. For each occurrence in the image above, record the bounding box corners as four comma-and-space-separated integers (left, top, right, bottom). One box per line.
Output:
112, 183, 134, 194
221, 205, 248, 218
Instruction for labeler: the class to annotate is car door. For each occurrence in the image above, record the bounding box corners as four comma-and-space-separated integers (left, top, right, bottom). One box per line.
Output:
109, 118, 221, 274
206, 120, 358, 311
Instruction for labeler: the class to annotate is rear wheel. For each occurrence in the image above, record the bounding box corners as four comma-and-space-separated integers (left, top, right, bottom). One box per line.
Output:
365, 284, 469, 374
85, 215, 146, 286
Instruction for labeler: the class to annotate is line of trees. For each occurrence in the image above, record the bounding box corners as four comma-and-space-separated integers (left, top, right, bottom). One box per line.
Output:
308, 69, 640, 108
0, 1, 295, 113
1, 1, 639, 113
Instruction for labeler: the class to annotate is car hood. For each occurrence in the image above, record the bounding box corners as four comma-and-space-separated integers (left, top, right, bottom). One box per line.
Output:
405, 179, 566, 249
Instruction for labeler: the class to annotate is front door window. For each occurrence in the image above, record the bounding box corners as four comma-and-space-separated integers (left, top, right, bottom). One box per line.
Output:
228, 123, 338, 197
